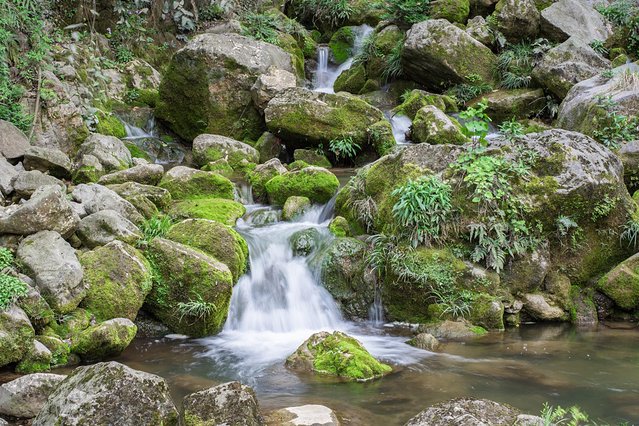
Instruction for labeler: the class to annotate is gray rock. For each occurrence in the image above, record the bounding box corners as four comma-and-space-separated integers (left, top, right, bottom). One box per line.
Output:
0, 306, 35, 368
251, 67, 297, 112
290, 228, 321, 257
411, 105, 467, 145
182, 381, 263, 426
522, 293, 566, 321
473, 88, 546, 122
407, 333, 439, 351
0, 119, 30, 160
0, 185, 79, 237
254, 132, 282, 163
97, 163, 164, 186
0, 156, 18, 195
417, 320, 484, 340
15, 339, 52, 374
73, 153, 104, 182
33, 361, 179, 426
76, 133, 132, 173
402, 19, 498, 90
541, 0, 612, 43
124, 59, 161, 91
492, 0, 540, 43
0, 373, 66, 418
77, 210, 142, 248
282, 196, 310, 221
12, 170, 66, 198
268, 405, 339, 426
192, 134, 259, 168
405, 398, 521, 426
72, 183, 143, 224
23, 146, 72, 178
17, 230, 85, 314
70, 318, 137, 361
107, 181, 172, 211
533, 37, 610, 99
465, 16, 493, 46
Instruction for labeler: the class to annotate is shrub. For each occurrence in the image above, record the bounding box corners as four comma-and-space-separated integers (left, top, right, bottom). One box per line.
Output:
329, 136, 361, 163
291, 0, 353, 28
0, 247, 12, 270
383, 0, 430, 27
0, 274, 27, 310
139, 215, 173, 243
446, 74, 492, 106
391, 176, 454, 247
593, 95, 639, 150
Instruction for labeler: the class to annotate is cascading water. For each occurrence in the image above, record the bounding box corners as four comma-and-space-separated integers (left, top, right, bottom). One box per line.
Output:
313, 25, 373, 93
388, 113, 413, 145
118, 114, 187, 165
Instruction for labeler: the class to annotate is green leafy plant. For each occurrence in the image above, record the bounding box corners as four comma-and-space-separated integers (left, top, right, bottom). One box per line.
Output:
459, 100, 492, 145
391, 175, 454, 247
115, 46, 134, 63
177, 294, 217, 323
431, 287, 475, 319
291, 0, 353, 28
139, 215, 173, 243
354, 33, 380, 66
381, 37, 404, 82
602, 68, 615, 79
329, 136, 361, 163
446, 74, 493, 106
621, 218, 639, 249
240, 12, 280, 44
556, 215, 584, 251
539, 403, 589, 426
589, 39, 609, 55
0, 247, 12, 270
200, 3, 224, 21
0, 274, 27, 310
498, 118, 524, 142
597, 0, 639, 56
346, 171, 378, 232
593, 95, 639, 150
383, 0, 430, 26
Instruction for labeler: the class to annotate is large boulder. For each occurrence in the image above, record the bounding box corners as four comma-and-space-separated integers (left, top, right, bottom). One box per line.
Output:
491, 0, 540, 43
169, 198, 246, 226
182, 381, 263, 426
158, 166, 235, 200
76, 133, 132, 173
0, 373, 66, 419
264, 87, 384, 150
77, 210, 142, 248
286, 331, 392, 381
107, 181, 172, 218
192, 134, 259, 169
17, 231, 85, 314
405, 398, 521, 426
12, 170, 66, 198
79, 241, 152, 321
72, 183, 144, 224
248, 158, 287, 202
251, 67, 297, 112
265, 166, 340, 205
597, 253, 639, 311
522, 293, 566, 321
411, 105, 468, 145
471, 88, 546, 122
23, 146, 72, 178
33, 362, 179, 426
540, 0, 612, 43
0, 185, 79, 237
145, 238, 234, 337
15, 339, 52, 373
0, 307, 35, 368
0, 156, 18, 195
557, 63, 639, 138
70, 318, 137, 361
165, 219, 248, 282
532, 37, 611, 99
97, 163, 164, 186
0, 119, 30, 160
402, 19, 498, 90
157, 33, 295, 141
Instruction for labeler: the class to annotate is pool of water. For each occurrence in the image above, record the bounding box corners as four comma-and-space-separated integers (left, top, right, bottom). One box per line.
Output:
112, 322, 639, 425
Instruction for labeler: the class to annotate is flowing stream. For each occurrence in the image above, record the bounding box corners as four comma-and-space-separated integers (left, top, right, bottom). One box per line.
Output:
119, 114, 187, 165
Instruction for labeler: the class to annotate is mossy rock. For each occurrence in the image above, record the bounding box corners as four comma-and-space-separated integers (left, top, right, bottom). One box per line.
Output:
79, 241, 153, 322
470, 293, 505, 330
124, 142, 152, 161
290, 227, 321, 256
169, 198, 246, 226
158, 166, 235, 200
329, 216, 350, 237
430, 0, 470, 23
254, 132, 282, 163
248, 158, 287, 203
282, 196, 311, 221
277, 32, 305, 79
265, 166, 340, 206
70, 318, 137, 362
95, 112, 126, 138
333, 63, 367, 94
145, 238, 234, 337
285, 331, 392, 381
293, 149, 332, 168
0, 307, 35, 368
328, 26, 355, 64
201, 159, 235, 178
393, 89, 459, 120
411, 105, 469, 145
16, 340, 52, 373
597, 253, 639, 311
46, 308, 92, 340
37, 335, 71, 368
18, 286, 55, 331
166, 219, 248, 282
368, 120, 396, 156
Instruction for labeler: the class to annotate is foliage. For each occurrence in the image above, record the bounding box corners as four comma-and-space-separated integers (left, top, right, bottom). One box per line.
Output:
589, 39, 609, 56
114, 46, 134, 63
346, 171, 378, 232
621, 218, 639, 249
556, 215, 584, 251
177, 294, 217, 323
354, 32, 379, 66
381, 37, 404, 82
391, 176, 454, 247
199, 3, 224, 22
446, 74, 492, 106
458, 100, 492, 145
539, 403, 589, 426
498, 118, 524, 142
593, 95, 639, 150
431, 287, 474, 319
597, 0, 639, 56
240, 12, 279, 44
0, 247, 12, 270
0, 274, 27, 310
291, 0, 353, 28
591, 195, 618, 222
139, 215, 173, 243
329, 136, 361, 163
497, 40, 550, 89
383, 0, 430, 26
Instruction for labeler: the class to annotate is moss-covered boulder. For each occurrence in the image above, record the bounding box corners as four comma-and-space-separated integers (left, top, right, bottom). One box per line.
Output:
182, 382, 262, 426
492, 0, 540, 43
248, 158, 288, 203
470, 88, 546, 122
158, 166, 235, 200
192, 134, 259, 170
145, 238, 234, 337
393, 89, 458, 120
402, 19, 498, 90
282, 196, 311, 221
430, 0, 470, 23
290, 228, 322, 256
169, 198, 246, 226
470, 294, 505, 330
156, 33, 295, 141
411, 105, 468, 145
254, 132, 283, 163
368, 120, 397, 156
329, 216, 350, 237
108, 182, 172, 213
285, 331, 392, 381
334, 63, 367, 94
293, 149, 332, 168
79, 241, 152, 322
166, 219, 248, 283
95, 112, 126, 138
329, 26, 356, 64
45, 308, 92, 340
264, 87, 385, 150
0, 307, 35, 368
70, 318, 137, 362
201, 159, 235, 178
16, 340, 52, 373
266, 166, 340, 205
37, 335, 71, 368
76, 134, 132, 174
407, 333, 439, 351
597, 253, 639, 311
18, 284, 55, 331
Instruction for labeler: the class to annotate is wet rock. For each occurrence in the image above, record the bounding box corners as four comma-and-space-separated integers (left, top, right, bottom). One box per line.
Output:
0, 119, 30, 160
290, 227, 322, 257
405, 397, 521, 426
97, 163, 164, 186
23, 146, 72, 179
0, 373, 66, 418
77, 210, 142, 248
79, 241, 152, 321
33, 361, 179, 426
570, 288, 598, 325
17, 231, 85, 314
265, 166, 339, 205
522, 293, 566, 321
597, 252, 639, 311
402, 19, 498, 90
107, 181, 172, 211
182, 381, 263, 426
251, 67, 297, 112
254, 132, 283, 163
410, 105, 468, 145
282, 196, 311, 221
11, 170, 66, 198
328, 216, 350, 237
470, 294, 505, 330
286, 331, 392, 381
0, 156, 18, 195
70, 318, 137, 362
192, 134, 259, 169
248, 157, 287, 202
417, 320, 486, 340
158, 166, 235, 200
501, 249, 550, 294
267, 405, 339, 426
0, 185, 79, 237
540, 0, 612, 43
293, 149, 332, 168
76, 133, 132, 173
407, 333, 439, 351
72, 183, 143, 224
0, 307, 35, 368
491, 0, 540, 43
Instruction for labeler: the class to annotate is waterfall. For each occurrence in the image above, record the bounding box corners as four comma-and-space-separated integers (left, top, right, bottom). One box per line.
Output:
389, 114, 413, 145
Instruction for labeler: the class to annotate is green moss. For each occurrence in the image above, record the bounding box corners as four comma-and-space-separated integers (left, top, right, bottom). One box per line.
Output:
411, 106, 468, 145
48, 309, 92, 340
277, 33, 305, 79
79, 243, 152, 322
597, 255, 639, 310
394, 90, 459, 119
37, 335, 70, 367
266, 168, 340, 205
95, 112, 126, 138
72, 165, 101, 184
293, 149, 332, 168
430, 0, 470, 23
166, 219, 249, 282
201, 159, 235, 178
70, 319, 137, 362
469, 293, 504, 330
282, 196, 311, 221
368, 120, 396, 156
287, 160, 310, 170
159, 170, 235, 200
170, 198, 247, 226
328, 216, 350, 237
329, 27, 355, 64
124, 142, 152, 161
470, 325, 487, 335
333, 63, 367, 94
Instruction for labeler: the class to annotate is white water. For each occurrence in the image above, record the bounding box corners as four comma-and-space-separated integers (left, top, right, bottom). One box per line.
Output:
389, 114, 413, 145
313, 25, 373, 93
123, 116, 158, 139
